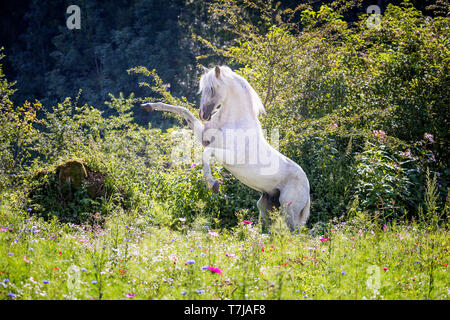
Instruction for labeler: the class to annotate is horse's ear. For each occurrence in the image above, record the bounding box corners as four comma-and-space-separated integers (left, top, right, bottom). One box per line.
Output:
215, 66, 221, 78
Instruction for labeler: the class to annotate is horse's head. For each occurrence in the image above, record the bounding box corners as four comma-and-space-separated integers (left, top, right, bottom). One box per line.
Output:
198, 66, 228, 121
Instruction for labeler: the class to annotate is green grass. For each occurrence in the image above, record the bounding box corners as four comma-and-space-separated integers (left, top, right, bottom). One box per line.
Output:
0, 193, 448, 300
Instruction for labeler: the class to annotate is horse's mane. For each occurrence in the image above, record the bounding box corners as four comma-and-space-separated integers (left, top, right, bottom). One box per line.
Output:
199, 66, 265, 118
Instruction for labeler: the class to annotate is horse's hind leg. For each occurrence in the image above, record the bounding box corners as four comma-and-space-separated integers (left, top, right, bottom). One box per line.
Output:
257, 191, 280, 227
279, 181, 310, 231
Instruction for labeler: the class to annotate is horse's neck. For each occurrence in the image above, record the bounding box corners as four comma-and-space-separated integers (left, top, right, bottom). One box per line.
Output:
216, 87, 261, 129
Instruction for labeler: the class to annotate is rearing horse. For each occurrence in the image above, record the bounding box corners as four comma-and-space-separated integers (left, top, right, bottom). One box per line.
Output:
142, 66, 310, 230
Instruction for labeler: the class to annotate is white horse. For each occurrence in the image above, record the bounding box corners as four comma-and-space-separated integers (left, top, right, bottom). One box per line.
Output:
142, 66, 310, 230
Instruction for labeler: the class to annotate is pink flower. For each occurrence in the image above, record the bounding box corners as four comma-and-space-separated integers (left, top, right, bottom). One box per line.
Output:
242, 220, 251, 225
126, 293, 136, 298
0, 227, 7, 232
208, 231, 219, 237
207, 266, 223, 275
225, 253, 236, 258
319, 237, 329, 242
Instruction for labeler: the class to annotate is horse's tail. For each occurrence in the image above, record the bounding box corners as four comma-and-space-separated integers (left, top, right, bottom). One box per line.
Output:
299, 196, 310, 225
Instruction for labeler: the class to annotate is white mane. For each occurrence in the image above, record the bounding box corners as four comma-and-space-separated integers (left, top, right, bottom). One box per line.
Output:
199, 66, 265, 118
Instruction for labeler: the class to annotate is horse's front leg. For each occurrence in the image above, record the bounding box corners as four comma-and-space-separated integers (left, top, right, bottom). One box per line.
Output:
202, 147, 220, 193
141, 102, 204, 144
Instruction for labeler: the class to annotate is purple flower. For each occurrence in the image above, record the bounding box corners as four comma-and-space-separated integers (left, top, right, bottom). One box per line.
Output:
43, 280, 49, 284
186, 259, 195, 265
125, 293, 136, 298
8, 292, 16, 299
424, 133, 434, 143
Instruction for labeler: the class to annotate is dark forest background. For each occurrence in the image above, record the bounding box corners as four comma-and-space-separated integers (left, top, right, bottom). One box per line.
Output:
0, 0, 447, 126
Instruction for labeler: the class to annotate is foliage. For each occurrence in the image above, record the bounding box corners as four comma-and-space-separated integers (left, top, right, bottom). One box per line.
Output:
0, 0, 448, 301
195, 0, 449, 221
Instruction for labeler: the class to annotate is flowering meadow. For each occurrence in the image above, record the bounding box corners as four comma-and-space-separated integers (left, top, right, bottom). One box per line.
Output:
1, 192, 448, 300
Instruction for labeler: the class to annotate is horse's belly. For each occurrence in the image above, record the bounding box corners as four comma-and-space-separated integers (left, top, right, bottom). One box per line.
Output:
223, 164, 282, 193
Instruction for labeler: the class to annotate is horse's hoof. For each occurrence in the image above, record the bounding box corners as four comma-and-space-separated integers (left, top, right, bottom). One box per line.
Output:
211, 180, 220, 193
141, 103, 153, 112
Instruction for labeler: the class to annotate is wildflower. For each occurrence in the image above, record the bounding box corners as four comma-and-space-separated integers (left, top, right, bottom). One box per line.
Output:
444, 264, 448, 267
125, 293, 136, 298
54, 267, 59, 271
319, 237, 329, 242
242, 220, 252, 225
208, 231, 219, 237
178, 217, 186, 223
3, 279, 9, 283
119, 269, 126, 274
8, 252, 13, 256
91, 280, 98, 284
225, 253, 235, 258
330, 120, 338, 130
27, 208, 33, 213
81, 268, 87, 272
411, 278, 416, 281
0, 227, 7, 232
23, 256, 31, 264
190, 163, 197, 168
180, 291, 187, 295
8, 292, 16, 299
43, 280, 49, 284
424, 133, 434, 143
382, 267, 389, 271
207, 266, 223, 275
372, 130, 387, 143
201, 266, 209, 270
196, 290, 205, 294
341, 271, 346, 275
186, 259, 195, 265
